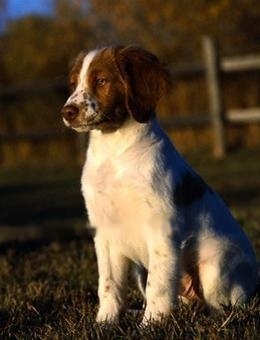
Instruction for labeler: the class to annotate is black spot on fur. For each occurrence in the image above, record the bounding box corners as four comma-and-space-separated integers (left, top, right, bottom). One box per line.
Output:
174, 171, 212, 206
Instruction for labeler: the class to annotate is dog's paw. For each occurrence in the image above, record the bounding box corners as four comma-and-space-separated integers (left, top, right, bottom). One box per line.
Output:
96, 302, 120, 324
141, 309, 164, 326
96, 312, 119, 324
141, 302, 173, 325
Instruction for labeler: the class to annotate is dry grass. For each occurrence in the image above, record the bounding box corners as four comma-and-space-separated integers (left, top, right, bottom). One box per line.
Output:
0, 237, 259, 339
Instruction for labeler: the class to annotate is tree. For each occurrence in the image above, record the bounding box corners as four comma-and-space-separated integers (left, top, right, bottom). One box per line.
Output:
89, 0, 260, 61
0, 0, 93, 84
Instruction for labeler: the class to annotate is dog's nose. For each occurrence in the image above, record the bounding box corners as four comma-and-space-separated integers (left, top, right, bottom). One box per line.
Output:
61, 104, 79, 123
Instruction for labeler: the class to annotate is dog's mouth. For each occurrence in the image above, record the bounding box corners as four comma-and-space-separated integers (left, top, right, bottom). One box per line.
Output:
63, 106, 126, 133
68, 115, 109, 132
70, 124, 90, 132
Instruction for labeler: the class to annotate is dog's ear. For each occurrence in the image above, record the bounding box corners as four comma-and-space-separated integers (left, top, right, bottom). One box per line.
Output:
114, 46, 170, 123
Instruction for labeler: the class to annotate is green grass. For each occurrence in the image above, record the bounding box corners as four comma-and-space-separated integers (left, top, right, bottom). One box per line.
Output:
0, 149, 260, 338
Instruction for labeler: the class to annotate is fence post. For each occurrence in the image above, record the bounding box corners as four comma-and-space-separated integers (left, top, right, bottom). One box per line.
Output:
202, 36, 226, 158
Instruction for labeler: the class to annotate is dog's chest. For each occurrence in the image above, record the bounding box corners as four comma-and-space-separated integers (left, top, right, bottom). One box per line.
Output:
81, 148, 153, 230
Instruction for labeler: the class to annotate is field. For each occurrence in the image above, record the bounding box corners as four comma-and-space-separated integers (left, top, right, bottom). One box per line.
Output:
0, 149, 259, 339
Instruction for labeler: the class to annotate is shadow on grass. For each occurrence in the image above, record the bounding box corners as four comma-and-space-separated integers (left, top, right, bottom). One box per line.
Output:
1, 182, 259, 225
220, 187, 260, 206
0, 233, 92, 256
0, 177, 85, 226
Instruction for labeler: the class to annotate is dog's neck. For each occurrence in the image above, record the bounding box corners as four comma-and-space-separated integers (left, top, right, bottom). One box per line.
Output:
87, 117, 160, 158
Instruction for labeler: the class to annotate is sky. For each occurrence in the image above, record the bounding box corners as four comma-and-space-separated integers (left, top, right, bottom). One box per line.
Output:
5, 0, 53, 19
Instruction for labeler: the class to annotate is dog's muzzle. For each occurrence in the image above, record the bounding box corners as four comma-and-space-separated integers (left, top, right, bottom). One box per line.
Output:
61, 104, 79, 125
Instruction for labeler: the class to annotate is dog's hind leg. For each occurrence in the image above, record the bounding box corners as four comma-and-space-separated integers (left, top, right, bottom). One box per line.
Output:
199, 262, 230, 310
229, 262, 257, 306
199, 250, 257, 310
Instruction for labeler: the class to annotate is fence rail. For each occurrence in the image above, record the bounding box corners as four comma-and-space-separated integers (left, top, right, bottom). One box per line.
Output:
172, 37, 260, 157
1, 36, 260, 157
221, 54, 260, 72
0, 79, 67, 100
226, 108, 260, 123
0, 130, 69, 142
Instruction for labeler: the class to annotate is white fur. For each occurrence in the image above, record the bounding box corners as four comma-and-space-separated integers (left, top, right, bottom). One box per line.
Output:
66, 49, 98, 106
81, 118, 258, 323
64, 50, 99, 131
65, 49, 258, 324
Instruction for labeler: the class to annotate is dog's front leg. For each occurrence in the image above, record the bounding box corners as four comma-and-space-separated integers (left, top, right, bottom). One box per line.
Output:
143, 227, 180, 323
94, 231, 129, 323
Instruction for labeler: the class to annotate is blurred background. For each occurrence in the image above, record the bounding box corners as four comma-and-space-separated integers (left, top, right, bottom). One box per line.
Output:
0, 0, 260, 243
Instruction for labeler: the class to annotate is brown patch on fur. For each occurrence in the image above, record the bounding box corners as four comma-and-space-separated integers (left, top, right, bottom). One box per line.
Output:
86, 47, 129, 131
114, 46, 170, 123
179, 271, 203, 301
66, 46, 170, 131
154, 249, 168, 258
69, 51, 86, 93
104, 285, 110, 292
179, 237, 203, 302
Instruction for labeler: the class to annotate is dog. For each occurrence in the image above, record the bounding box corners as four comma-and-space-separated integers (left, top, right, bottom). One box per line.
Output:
61, 46, 259, 324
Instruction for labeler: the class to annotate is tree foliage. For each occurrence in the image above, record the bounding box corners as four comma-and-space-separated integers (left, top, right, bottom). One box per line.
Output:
0, 0, 92, 84
0, 0, 260, 162
0, 0, 260, 84
90, 0, 260, 60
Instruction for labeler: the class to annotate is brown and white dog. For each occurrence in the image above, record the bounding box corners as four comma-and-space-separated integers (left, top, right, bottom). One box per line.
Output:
61, 46, 259, 324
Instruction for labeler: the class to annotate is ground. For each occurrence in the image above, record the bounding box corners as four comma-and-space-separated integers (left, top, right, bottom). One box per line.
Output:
0, 149, 259, 339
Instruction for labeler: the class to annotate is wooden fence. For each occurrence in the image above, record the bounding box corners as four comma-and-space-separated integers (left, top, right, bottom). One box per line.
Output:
1, 36, 260, 158
165, 36, 260, 157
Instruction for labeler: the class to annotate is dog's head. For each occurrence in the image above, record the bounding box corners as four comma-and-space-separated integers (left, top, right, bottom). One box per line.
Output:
61, 46, 170, 132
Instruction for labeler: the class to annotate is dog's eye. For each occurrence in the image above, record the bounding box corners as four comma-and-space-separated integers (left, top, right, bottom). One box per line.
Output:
96, 78, 107, 87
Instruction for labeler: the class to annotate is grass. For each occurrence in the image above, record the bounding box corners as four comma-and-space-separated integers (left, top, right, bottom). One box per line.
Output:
0, 149, 259, 339
0, 237, 259, 339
